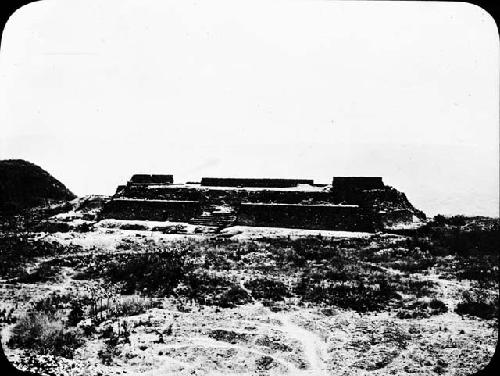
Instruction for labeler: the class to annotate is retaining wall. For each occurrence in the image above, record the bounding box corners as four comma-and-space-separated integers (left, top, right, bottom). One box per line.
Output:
201, 177, 314, 188
332, 177, 384, 190
130, 174, 173, 184
101, 199, 201, 221
120, 185, 333, 206
236, 203, 376, 231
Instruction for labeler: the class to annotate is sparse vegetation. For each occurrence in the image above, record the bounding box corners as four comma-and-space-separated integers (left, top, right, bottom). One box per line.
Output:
208, 329, 251, 344
182, 271, 251, 307
296, 278, 401, 312
429, 298, 448, 313
455, 290, 497, 320
16, 262, 61, 283
244, 278, 289, 301
1, 213, 497, 376
72, 250, 186, 295
255, 355, 277, 370
0, 235, 68, 279
97, 325, 126, 365
8, 312, 83, 358
397, 299, 448, 319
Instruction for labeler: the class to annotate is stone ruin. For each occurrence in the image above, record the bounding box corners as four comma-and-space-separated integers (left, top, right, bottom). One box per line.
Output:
101, 175, 426, 231
130, 174, 174, 184
201, 177, 314, 188
332, 177, 385, 190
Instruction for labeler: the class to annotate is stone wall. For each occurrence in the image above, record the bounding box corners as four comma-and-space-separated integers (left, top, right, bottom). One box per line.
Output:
201, 177, 314, 188
130, 174, 173, 184
120, 185, 333, 206
236, 203, 376, 231
332, 177, 384, 190
121, 186, 203, 201
101, 199, 201, 221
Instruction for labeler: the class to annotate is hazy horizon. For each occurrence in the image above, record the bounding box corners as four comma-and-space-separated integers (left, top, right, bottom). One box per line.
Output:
0, 0, 498, 217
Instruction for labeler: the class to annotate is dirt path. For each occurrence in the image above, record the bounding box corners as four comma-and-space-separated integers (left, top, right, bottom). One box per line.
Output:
237, 275, 327, 374
273, 312, 328, 375
158, 337, 297, 370
239, 277, 257, 304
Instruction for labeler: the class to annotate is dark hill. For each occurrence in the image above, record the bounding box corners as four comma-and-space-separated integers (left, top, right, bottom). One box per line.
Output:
0, 160, 75, 214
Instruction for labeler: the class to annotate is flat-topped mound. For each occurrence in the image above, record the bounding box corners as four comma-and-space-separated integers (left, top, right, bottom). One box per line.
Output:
102, 173, 426, 231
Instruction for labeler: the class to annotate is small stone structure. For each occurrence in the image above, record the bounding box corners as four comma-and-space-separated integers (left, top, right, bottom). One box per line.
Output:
332, 177, 384, 190
129, 174, 174, 184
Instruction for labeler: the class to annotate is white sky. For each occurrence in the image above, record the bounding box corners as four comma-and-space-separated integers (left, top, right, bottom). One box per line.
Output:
0, 0, 498, 217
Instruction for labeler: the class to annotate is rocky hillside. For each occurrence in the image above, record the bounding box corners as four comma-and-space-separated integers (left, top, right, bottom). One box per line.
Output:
330, 184, 426, 229
362, 186, 426, 219
0, 160, 75, 214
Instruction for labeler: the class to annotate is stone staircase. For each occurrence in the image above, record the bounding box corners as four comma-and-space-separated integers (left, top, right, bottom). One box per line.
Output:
190, 206, 237, 228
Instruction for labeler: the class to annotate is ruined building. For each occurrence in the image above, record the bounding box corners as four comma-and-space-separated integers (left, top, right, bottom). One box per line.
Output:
101, 174, 426, 231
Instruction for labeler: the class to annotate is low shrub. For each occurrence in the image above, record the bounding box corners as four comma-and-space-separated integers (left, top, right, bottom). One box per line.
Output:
111, 299, 148, 317
180, 272, 250, 307
33, 220, 71, 233
244, 278, 290, 301
67, 300, 85, 327
296, 277, 401, 313
8, 312, 83, 358
256, 355, 277, 370
97, 322, 131, 365
400, 280, 436, 298
454, 255, 499, 285
455, 290, 497, 320
72, 251, 186, 295
255, 335, 293, 352
0, 235, 64, 279
397, 299, 447, 319
429, 299, 448, 313
0, 308, 15, 324
208, 329, 251, 344
455, 301, 496, 320
387, 257, 435, 273
33, 293, 73, 316
120, 223, 149, 230
16, 262, 60, 284
98, 338, 120, 365
396, 309, 429, 320
218, 286, 252, 308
